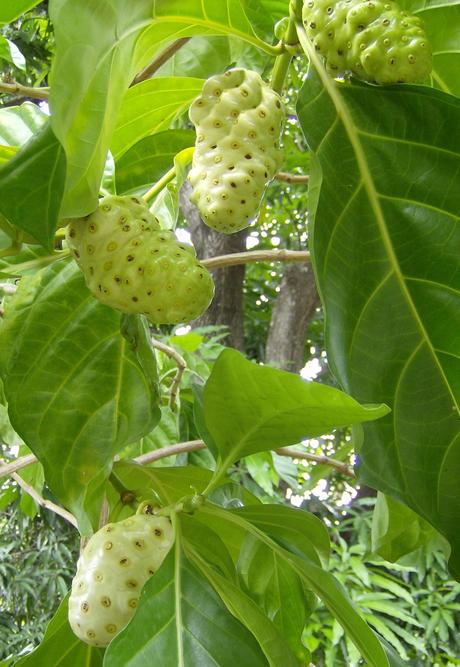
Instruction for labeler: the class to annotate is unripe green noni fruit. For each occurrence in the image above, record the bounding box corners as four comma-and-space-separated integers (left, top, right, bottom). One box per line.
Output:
68, 512, 174, 647
188, 68, 285, 234
66, 195, 214, 324
302, 0, 432, 84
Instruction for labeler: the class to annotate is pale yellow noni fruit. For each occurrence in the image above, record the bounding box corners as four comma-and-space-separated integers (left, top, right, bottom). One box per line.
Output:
68, 513, 174, 647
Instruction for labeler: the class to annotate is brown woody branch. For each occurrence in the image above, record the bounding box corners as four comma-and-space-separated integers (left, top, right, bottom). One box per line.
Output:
0, 80, 49, 100
132, 38, 192, 85
151, 338, 187, 409
275, 171, 309, 184
11, 472, 78, 527
201, 249, 310, 270
275, 447, 355, 477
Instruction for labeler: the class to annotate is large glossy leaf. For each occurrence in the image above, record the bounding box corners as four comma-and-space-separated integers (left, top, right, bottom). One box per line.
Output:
151, 0, 276, 47
0, 102, 47, 146
111, 77, 203, 159
49, 0, 157, 217
115, 129, 195, 195
236, 534, 311, 660
296, 50, 460, 575
201, 504, 390, 667
155, 36, 232, 79
187, 545, 302, 667
203, 348, 389, 470
0, 1, 42, 24
0, 123, 66, 248
0, 260, 160, 532
14, 596, 104, 666
234, 503, 330, 566
371, 492, 448, 562
104, 540, 269, 667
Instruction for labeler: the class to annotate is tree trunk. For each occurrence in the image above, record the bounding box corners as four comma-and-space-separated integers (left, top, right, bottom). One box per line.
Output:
265, 262, 319, 373
179, 182, 247, 352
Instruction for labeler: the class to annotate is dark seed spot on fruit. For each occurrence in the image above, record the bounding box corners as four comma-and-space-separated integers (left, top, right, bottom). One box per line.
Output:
327, 6, 333, 13
131, 197, 141, 204
104, 541, 113, 550
106, 624, 117, 634
148, 568, 155, 575
98, 284, 102, 292
310, 21, 316, 28
125, 279, 129, 284
119, 216, 127, 224
81, 602, 89, 612
210, 144, 217, 149
240, 88, 249, 96
127, 255, 135, 262
122, 224, 131, 232
245, 154, 252, 159
132, 296, 138, 302
101, 596, 111, 607
114, 276, 121, 283
128, 598, 138, 608
87, 630, 96, 639
389, 58, 396, 65
94, 572, 103, 582
228, 165, 235, 170
264, 171, 268, 177
102, 204, 111, 212
126, 579, 138, 588
86, 244, 93, 254
230, 182, 237, 188
258, 110, 266, 118
88, 223, 97, 232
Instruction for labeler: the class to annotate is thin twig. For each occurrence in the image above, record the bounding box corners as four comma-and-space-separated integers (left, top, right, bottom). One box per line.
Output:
11, 472, 78, 527
0, 453, 37, 478
0, 80, 49, 100
134, 440, 206, 466
151, 339, 187, 408
275, 447, 355, 477
201, 249, 310, 270
132, 38, 192, 85
275, 171, 309, 184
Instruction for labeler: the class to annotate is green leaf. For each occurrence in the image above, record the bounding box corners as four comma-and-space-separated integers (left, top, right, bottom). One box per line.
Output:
0, 102, 47, 146
412, 2, 460, 97
0, 0, 42, 24
0, 123, 66, 248
156, 35, 232, 79
181, 514, 236, 580
0, 37, 26, 70
203, 348, 389, 470
13, 595, 104, 666
150, 0, 277, 50
200, 504, 390, 667
237, 534, 311, 661
187, 544, 302, 667
104, 536, 269, 667
297, 66, 460, 577
372, 492, 443, 562
115, 129, 195, 195
111, 77, 204, 160
49, 0, 158, 217
112, 461, 214, 505
234, 503, 330, 567
0, 261, 160, 532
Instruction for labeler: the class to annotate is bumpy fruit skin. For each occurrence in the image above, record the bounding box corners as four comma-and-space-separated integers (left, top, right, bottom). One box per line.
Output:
188, 68, 285, 233
68, 513, 174, 647
66, 195, 214, 324
302, 0, 432, 84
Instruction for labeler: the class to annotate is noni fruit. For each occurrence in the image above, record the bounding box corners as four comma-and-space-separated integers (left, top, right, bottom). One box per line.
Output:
302, 0, 432, 84
66, 195, 214, 324
68, 512, 174, 647
188, 68, 285, 233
